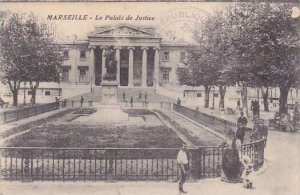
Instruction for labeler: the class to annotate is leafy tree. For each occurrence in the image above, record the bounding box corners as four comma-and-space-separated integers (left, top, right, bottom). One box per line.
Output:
0, 13, 28, 106
177, 42, 219, 108
0, 12, 63, 105
177, 11, 234, 109
225, 3, 300, 114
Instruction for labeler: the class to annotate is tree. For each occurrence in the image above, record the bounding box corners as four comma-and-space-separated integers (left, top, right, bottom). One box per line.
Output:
177, 11, 234, 109
0, 12, 63, 105
0, 13, 28, 106
177, 42, 220, 108
225, 3, 300, 114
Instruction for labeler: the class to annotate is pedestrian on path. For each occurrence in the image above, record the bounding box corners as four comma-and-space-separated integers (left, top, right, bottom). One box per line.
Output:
138, 91, 142, 102
177, 98, 182, 106
130, 96, 133, 108
237, 99, 241, 111
283, 113, 294, 132
144, 91, 148, 102
123, 92, 126, 101
237, 112, 247, 143
177, 143, 189, 194
240, 155, 254, 189
80, 96, 84, 107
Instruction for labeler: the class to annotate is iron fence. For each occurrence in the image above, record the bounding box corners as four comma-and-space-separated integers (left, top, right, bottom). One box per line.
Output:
0, 139, 264, 182
59, 100, 94, 108
172, 104, 255, 140
3, 102, 60, 123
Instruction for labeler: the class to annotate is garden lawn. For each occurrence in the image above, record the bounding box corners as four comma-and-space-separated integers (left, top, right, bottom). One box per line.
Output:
5, 123, 183, 148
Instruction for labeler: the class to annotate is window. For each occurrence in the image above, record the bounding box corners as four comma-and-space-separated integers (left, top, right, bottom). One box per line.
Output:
63, 50, 69, 59
163, 51, 170, 61
28, 91, 32, 95
79, 68, 87, 82
45, 91, 51, 96
162, 70, 169, 83
62, 67, 70, 82
80, 51, 86, 59
180, 51, 187, 60
197, 93, 202, 97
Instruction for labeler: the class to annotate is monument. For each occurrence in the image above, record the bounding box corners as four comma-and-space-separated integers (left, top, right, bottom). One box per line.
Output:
98, 46, 129, 122
101, 47, 119, 105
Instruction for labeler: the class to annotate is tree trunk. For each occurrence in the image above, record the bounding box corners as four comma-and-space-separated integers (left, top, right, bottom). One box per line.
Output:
30, 81, 39, 104
7, 79, 20, 106
279, 86, 290, 114
261, 87, 269, 112
31, 89, 36, 104
204, 85, 211, 108
240, 82, 248, 117
219, 85, 227, 109
12, 91, 18, 106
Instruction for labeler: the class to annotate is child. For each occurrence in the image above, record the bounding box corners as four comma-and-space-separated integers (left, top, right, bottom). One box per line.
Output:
241, 156, 254, 189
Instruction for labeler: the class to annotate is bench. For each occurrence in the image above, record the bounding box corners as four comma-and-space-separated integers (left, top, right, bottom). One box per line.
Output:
227, 107, 236, 115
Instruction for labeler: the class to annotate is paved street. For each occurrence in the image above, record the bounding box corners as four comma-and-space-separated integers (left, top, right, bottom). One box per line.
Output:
0, 130, 299, 195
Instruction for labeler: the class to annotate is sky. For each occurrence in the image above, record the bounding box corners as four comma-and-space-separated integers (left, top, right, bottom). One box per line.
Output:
0, 2, 228, 42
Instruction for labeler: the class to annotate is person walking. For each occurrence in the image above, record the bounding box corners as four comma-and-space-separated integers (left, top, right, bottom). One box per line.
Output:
177, 98, 182, 106
237, 112, 247, 143
138, 91, 142, 102
237, 99, 241, 111
80, 96, 84, 107
123, 92, 126, 101
130, 96, 133, 108
177, 143, 189, 194
259, 119, 268, 147
144, 91, 148, 102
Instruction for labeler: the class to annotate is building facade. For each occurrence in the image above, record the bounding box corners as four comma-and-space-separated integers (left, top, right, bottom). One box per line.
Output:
59, 24, 187, 87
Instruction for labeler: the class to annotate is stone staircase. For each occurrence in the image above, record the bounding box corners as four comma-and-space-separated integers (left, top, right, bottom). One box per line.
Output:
67, 87, 173, 104
117, 88, 172, 103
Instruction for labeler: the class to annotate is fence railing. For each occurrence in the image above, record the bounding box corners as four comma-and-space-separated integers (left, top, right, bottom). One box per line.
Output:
120, 101, 172, 110
173, 104, 255, 140
0, 139, 265, 182
3, 102, 60, 123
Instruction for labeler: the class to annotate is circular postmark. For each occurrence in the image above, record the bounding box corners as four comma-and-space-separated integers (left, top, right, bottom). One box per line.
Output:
155, 7, 212, 43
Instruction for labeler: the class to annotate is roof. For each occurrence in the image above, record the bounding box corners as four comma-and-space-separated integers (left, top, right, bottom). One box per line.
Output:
88, 24, 161, 39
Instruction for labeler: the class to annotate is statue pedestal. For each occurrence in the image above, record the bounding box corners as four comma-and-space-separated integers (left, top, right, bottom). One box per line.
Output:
95, 81, 128, 122
101, 81, 119, 105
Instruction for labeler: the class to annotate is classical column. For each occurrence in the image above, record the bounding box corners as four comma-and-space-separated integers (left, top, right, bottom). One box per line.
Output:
89, 46, 95, 84
154, 47, 160, 86
101, 46, 107, 81
128, 47, 135, 87
114, 46, 121, 84
141, 47, 148, 87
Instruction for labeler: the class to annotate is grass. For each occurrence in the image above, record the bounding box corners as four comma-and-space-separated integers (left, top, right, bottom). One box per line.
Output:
5, 123, 183, 148
0, 109, 75, 138
155, 110, 223, 146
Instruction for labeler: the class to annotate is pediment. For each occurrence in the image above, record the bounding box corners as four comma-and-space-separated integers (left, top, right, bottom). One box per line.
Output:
91, 25, 155, 38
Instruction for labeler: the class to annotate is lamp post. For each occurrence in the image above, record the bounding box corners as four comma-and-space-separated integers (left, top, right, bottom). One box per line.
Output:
212, 87, 215, 109
23, 82, 26, 106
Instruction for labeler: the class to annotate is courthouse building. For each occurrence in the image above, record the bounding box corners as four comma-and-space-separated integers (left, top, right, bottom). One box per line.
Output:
1, 24, 298, 108
60, 24, 188, 88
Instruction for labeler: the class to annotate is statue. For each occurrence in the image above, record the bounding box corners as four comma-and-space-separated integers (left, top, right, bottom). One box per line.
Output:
103, 46, 117, 81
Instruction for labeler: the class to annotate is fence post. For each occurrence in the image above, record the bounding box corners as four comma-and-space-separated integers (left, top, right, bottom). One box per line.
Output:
23, 155, 32, 182
190, 148, 202, 180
